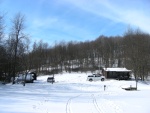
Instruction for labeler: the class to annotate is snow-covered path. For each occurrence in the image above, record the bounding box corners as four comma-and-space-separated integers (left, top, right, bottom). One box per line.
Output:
0, 73, 150, 113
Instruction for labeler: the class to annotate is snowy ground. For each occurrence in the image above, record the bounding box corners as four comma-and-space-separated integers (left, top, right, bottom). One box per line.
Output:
0, 72, 150, 113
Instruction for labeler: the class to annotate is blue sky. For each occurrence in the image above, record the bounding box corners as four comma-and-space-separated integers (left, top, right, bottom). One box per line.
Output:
0, 0, 150, 45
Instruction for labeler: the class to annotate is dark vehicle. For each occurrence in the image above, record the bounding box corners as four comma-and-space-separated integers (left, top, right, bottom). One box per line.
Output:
47, 76, 55, 83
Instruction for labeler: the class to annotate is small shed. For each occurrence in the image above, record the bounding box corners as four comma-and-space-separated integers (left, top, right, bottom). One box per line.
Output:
102, 68, 131, 80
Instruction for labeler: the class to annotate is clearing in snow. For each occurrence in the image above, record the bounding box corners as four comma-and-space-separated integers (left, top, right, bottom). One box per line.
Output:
0, 73, 150, 113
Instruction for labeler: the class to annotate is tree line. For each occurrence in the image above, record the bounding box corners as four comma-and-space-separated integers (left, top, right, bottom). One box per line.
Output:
0, 13, 150, 82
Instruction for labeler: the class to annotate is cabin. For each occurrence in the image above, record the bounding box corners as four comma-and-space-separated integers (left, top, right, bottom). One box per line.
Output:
102, 68, 131, 80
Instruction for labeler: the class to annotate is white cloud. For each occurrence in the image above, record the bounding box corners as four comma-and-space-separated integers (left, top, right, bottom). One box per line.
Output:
29, 15, 95, 43
28, 0, 150, 44
32, 17, 58, 28
64, 0, 150, 34
119, 10, 150, 33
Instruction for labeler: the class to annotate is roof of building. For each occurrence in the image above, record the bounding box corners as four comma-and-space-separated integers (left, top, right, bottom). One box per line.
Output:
103, 68, 131, 72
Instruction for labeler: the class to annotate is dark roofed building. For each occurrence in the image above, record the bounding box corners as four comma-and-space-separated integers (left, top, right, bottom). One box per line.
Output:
102, 68, 131, 80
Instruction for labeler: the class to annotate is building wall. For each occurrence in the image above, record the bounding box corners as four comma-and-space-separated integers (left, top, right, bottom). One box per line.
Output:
103, 71, 130, 79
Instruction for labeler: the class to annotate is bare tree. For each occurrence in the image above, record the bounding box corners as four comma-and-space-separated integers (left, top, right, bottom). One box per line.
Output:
0, 15, 4, 42
0, 13, 6, 81
122, 28, 150, 89
9, 13, 27, 84
30, 40, 49, 74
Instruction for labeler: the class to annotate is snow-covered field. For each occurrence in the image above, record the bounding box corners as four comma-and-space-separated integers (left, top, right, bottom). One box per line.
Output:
0, 72, 150, 113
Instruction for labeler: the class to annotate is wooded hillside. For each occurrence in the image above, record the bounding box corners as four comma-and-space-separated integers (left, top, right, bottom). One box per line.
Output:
0, 13, 150, 81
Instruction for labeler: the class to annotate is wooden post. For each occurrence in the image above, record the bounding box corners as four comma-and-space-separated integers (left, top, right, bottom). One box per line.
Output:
104, 85, 106, 91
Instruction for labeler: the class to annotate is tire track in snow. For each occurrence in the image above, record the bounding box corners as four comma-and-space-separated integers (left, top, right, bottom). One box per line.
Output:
66, 94, 105, 113
91, 94, 104, 113
66, 95, 81, 113
66, 98, 72, 113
